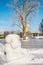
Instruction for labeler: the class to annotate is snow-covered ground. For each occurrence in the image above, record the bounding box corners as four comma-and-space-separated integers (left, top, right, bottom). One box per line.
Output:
3, 48, 43, 65
0, 34, 43, 65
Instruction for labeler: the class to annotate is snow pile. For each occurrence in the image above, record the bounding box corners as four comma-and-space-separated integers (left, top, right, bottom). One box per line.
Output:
0, 43, 5, 65
4, 49, 43, 65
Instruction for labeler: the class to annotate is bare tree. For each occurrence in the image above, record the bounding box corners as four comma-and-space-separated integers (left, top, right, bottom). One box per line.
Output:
8, 0, 40, 39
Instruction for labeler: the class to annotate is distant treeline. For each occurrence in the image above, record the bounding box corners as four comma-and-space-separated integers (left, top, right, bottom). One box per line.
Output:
0, 31, 20, 39
0, 31, 43, 39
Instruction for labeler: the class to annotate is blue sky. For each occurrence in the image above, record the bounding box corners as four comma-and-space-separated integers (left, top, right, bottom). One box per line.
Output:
0, 0, 43, 32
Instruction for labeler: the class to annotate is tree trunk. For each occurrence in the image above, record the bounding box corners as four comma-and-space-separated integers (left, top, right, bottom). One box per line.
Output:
20, 13, 26, 40
22, 20, 26, 40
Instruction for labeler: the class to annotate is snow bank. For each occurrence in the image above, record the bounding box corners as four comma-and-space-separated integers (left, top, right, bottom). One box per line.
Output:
4, 48, 43, 65
0, 43, 5, 65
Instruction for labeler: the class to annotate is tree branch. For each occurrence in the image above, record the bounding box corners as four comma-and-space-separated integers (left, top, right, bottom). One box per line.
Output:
7, 4, 20, 14
12, 23, 22, 30
25, 2, 39, 18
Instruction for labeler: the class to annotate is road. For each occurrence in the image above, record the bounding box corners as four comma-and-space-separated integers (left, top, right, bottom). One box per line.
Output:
21, 39, 43, 48
0, 38, 43, 48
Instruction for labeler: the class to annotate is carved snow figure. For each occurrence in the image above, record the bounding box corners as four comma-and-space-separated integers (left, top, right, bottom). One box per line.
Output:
5, 34, 27, 62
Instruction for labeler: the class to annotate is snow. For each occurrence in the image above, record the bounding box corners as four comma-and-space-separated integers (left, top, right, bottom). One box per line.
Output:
0, 43, 5, 65
5, 34, 23, 62
0, 34, 43, 65
4, 48, 43, 65
5, 34, 21, 49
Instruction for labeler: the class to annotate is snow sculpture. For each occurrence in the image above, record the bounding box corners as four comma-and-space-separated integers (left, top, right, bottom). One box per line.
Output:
5, 34, 23, 62
5, 34, 21, 48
